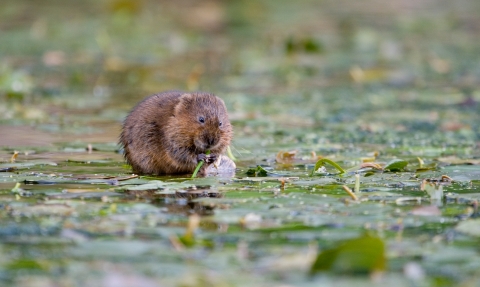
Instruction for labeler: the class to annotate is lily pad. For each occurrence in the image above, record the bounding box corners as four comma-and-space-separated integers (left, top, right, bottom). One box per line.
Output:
310, 233, 386, 275
455, 219, 480, 237
384, 159, 408, 172
246, 165, 269, 176
120, 180, 194, 191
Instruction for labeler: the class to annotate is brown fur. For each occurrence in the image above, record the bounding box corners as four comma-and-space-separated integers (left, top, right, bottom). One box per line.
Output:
120, 91, 233, 175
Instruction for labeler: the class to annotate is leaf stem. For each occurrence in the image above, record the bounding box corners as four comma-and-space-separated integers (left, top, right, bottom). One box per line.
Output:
191, 150, 211, 178
227, 146, 236, 161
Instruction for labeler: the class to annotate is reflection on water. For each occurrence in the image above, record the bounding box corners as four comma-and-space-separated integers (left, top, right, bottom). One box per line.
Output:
128, 186, 223, 216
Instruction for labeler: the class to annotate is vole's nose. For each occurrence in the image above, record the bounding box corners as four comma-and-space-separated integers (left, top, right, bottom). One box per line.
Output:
205, 136, 216, 148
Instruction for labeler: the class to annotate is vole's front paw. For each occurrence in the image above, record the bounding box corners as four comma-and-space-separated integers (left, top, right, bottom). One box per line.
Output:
197, 153, 217, 164
197, 153, 207, 162
197, 153, 217, 163
205, 154, 217, 164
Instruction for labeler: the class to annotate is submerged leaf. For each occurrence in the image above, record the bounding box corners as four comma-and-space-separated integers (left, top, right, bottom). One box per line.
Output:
310, 233, 386, 275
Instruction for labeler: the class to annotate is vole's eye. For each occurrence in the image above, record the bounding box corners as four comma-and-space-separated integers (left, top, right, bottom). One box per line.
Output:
219, 121, 223, 127
198, 116, 205, 124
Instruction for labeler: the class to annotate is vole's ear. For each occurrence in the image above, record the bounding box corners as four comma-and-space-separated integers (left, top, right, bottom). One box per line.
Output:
180, 93, 192, 99
174, 93, 193, 115
179, 93, 194, 106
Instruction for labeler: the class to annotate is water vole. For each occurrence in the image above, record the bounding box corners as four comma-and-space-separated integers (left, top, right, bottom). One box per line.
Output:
120, 91, 235, 175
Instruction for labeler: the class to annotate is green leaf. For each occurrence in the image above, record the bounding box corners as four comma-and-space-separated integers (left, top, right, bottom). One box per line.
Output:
285, 36, 296, 54
227, 145, 237, 161
384, 159, 408, 172
311, 158, 346, 176
310, 233, 386, 275
6, 259, 46, 270
246, 165, 268, 177
302, 37, 323, 53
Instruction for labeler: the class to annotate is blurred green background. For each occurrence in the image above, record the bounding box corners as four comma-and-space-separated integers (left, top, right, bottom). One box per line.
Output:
1, 0, 479, 149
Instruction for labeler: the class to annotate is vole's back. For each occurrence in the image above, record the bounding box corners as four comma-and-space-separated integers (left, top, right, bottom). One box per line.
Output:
120, 91, 184, 174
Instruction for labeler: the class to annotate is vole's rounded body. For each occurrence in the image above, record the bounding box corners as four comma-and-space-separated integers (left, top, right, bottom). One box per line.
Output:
120, 91, 234, 175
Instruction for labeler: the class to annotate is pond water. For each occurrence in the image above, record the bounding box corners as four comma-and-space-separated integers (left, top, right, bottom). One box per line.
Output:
1, 0, 480, 286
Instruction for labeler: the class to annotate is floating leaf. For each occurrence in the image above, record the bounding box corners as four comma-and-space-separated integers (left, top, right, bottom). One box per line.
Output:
455, 219, 480, 237
310, 233, 386, 275
384, 159, 408, 172
276, 150, 297, 164
359, 162, 383, 170
11, 182, 23, 193
311, 158, 346, 176
121, 180, 194, 191
410, 205, 441, 216
6, 259, 46, 271
302, 37, 323, 53
0, 161, 57, 170
422, 181, 444, 202
285, 36, 296, 54
438, 156, 480, 165
415, 162, 438, 172
285, 36, 323, 54
48, 191, 122, 199
10, 203, 74, 217
178, 214, 200, 247
246, 165, 268, 177
235, 176, 299, 183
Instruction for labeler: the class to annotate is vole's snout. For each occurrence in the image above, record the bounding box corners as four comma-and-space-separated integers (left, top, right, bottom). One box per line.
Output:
205, 136, 217, 149
195, 134, 218, 150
